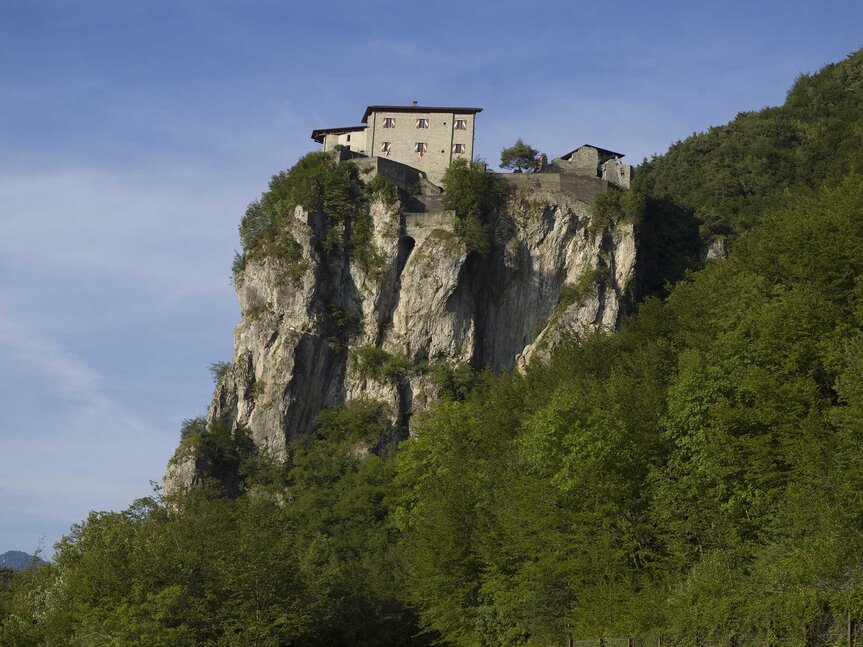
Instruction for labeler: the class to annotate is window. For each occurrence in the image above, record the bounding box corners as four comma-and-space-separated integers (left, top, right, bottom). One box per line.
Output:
383, 117, 396, 128
452, 143, 465, 154
454, 119, 467, 130
415, 142, 427, 156
380, 141, 392, 155
416, 118, 429, 129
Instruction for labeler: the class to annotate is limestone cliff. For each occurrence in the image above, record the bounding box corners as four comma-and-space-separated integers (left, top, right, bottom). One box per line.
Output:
164, 181, 637, 493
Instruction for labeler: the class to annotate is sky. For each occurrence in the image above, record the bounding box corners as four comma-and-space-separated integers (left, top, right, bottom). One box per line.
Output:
1, 0, 861, 556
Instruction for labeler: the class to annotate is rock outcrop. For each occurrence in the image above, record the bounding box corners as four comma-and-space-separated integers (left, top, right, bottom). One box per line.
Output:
164, 182, 637, 494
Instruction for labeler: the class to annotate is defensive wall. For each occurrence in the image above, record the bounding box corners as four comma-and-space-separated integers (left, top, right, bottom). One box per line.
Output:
352, 155, 425, 190
500, 172, 610, 202
404, 211, 455, 245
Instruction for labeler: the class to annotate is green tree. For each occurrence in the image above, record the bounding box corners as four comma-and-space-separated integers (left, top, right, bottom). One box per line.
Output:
441, 158, 509, 255
499, 138, 539, 172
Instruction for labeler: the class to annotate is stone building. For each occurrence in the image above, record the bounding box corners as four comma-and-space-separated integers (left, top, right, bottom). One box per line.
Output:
312, 103, 482, 186
555, 145, 631, 188
309, 125, 367, 153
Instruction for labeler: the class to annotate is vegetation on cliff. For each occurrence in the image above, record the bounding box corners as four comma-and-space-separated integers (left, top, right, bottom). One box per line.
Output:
234, 151, 396, 281
441, 157, 509, 255
4, 49, 863, 646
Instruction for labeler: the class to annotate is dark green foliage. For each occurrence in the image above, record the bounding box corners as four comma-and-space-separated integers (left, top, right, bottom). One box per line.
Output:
557, 268, 607, 311
178, 415, 206, 441
307, 399, 393, 450
173, 416, 256, 497
589, 186, 646, 235
322, 302, 362, 351
351, 346, 410, 383
364, 173, 399, 204
628, 50, 863, 300
431, 362, 489, 402
235, 153, 399, 281
499, 138, 539, 172
197, 420, 256, 497
230, 250, 245, 278
0, 494, 323, 645
442, 158, 509, 255
395, 173, 863, 645
235, 151, 370, 279
635, 195, 703, 298
635, 49, 863, 239
1, 401, 430, 646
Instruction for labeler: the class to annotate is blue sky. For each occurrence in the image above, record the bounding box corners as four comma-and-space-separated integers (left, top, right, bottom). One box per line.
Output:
1, 0, 861, 556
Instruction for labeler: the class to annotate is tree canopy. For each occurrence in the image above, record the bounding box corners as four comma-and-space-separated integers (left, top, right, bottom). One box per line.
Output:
499, 138, 539, 172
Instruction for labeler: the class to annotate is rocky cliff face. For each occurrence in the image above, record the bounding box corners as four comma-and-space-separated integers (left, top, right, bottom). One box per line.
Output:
164, 184, 637, 493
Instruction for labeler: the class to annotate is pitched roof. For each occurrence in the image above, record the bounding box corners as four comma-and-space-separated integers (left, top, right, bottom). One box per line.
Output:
310, 125, 367, 143
361, 105, 483, 123
560, 144, 625, 160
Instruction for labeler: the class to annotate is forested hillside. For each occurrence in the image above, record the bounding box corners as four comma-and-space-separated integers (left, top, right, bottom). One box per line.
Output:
3, 50, 863, 646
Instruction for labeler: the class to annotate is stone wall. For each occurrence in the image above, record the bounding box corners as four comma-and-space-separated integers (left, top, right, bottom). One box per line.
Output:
352, 155, 424, 191
563, 147, 601, 176
600, 158, 631, 188
500, 172, 609, 202
404, 211, 455, 245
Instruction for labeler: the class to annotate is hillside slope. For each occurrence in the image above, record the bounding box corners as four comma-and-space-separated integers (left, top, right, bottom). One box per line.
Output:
636, 48, 863, 238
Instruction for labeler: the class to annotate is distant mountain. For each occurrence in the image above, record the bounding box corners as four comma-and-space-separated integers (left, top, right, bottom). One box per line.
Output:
0, 550, 47, 571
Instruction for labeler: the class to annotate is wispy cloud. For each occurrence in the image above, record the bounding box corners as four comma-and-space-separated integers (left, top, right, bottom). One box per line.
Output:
0, 315, 161, 554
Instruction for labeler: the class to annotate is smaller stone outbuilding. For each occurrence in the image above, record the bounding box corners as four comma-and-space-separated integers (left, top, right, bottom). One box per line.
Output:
310, 126, 367, 153
556, 145, 631, 188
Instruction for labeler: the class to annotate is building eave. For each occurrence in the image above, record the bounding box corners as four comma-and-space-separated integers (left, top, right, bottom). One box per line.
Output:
361, 105, 483, 123
310, 125, 367, 143
560, 144, 625, 160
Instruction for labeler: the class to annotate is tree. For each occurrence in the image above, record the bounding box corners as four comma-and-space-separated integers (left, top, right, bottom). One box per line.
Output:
499, 139, 539, 173
442, 158, 509, 255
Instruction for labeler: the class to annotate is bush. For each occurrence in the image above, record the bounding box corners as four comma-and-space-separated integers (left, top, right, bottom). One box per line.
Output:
352, 346, 410, 383
237, 152, 363, 266
179, 416, 207, 441
364, 174, 398, 204
431, 362, 489, 401
310, 399, 393, 448
589, 187, 646, 235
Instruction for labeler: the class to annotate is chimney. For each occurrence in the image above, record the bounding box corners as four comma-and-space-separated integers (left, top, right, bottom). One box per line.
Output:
411, 100, 417, 106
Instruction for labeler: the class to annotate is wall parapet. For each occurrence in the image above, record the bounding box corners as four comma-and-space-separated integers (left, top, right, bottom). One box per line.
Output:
499, 172, 609, 202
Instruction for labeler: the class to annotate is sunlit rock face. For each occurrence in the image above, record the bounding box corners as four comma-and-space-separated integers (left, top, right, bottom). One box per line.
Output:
164, 186, 637, 494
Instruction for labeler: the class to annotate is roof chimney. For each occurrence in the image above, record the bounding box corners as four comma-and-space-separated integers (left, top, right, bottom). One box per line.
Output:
411, 100, 417, 106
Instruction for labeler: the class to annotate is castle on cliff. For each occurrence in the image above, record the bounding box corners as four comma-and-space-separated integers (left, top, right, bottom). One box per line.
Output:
312, 103, 631, 190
